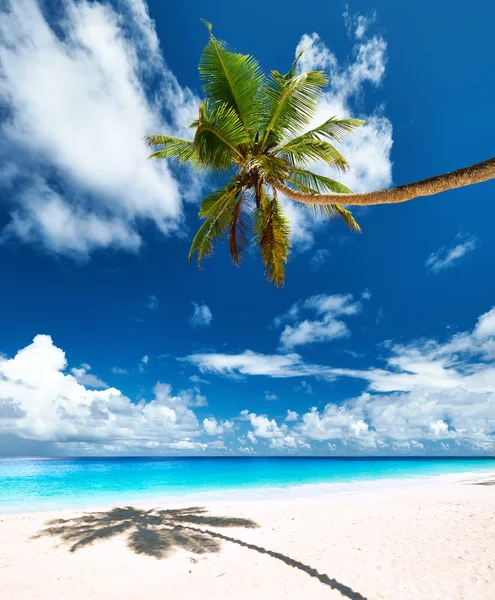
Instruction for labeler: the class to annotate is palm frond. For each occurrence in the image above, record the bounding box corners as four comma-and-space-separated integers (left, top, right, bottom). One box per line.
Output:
145, 135, 196, 164
245, 154, 289, 181
277, 139, 348, 170
283, 50, 304, 79
254, 192, 291, 287
286, 168, 354, 194
189, 184, 242, 265
228, 192, 251, 266
194, 101, 248, 170
260, 70, 328, 147
312, 202, 361, 232
281, 172, 361, 231
296, 117, 365, 143
199, 28, 264, 137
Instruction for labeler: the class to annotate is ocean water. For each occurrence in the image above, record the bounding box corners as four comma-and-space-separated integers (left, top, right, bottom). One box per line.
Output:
0, 457, 493, 512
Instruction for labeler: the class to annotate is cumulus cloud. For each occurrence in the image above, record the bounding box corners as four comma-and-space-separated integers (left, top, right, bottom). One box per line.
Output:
285, 410, 299, 422
334, 305, 495, 393
0, 0, 200, 256
289, 305, 495, 451
71, 363, 108, 388
0, 334, 210, 454
189, 302, 213, 327
265, 392, 278, 401
276, 293, 362, 350
243, 411, 309, 451
426, 234, 477, 273
203, 417, 234, 436
269, 436, 310, 451
243, 412, 287, 439
282, 15, 392, 247
184, 304, 495, 453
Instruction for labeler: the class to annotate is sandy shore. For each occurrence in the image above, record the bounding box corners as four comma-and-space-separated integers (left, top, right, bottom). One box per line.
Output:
0, 473, 494, 600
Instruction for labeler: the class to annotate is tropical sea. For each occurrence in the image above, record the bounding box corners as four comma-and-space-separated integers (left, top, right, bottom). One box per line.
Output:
0, 456, 493, 513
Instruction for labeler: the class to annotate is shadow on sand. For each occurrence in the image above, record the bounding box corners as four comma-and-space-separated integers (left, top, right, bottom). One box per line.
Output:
471, 479, 495, 486
35, 506, 367, 600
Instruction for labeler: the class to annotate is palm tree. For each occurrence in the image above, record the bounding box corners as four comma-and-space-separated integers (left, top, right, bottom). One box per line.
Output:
147, 21, 495, 286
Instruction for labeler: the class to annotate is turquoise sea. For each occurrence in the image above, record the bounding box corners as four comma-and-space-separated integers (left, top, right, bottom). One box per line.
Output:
0, 457, 493, 512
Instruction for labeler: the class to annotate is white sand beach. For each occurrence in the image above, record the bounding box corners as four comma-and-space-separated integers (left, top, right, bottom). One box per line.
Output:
0, 473, 494, 600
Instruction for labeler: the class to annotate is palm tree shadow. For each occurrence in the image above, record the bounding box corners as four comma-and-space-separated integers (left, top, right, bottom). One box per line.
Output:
470, 478, 495, 486
35, 506, 367, 600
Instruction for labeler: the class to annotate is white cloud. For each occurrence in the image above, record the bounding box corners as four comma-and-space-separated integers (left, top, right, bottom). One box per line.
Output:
71, 363, 107, 388
310, 248, 330, 270
474, 306, 495, 340
147, 295, 159, 310
138, 354, 149, 372
247, 431, 258, 445
343, 6, 376, 40
285, 410, 299, 422
189, 374, 210, 385
203, 417, 234, 436
0, 0, 200, 256
0, 335, 209, 453
276, 293, 362, 350
269, 435, 310, 451
111, 367, 128, 375
189, 302, 213, 327
282, 19, 392, 248
244, 413, 287, 439
186, 305, 495, 453
177, 387, 208, 408
265, 391, 278, 401
182, 349, 335, 379
295, 404, 376, 445
426, 234, 477, 273
333, 305, 495, 393
288, 304, 495, 451
296, 381, 313, 394
291, 382, 495, 452
296, 32, 391, 193
243, 411, 309, 451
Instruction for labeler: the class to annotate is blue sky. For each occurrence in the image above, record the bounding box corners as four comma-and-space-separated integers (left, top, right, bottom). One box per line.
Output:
0, 0, 494, 456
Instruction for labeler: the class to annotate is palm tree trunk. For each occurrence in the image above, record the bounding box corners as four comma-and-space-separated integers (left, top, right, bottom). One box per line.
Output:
270, 157, 495, 206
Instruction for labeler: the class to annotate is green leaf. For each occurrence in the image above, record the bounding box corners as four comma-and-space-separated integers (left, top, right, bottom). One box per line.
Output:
244, 154, 289, 181
199, 34, 264, 136
296, 116, 365, 143
286, 168, 354, 194
194, 100, 248, 169
145, 135, 197, 164
200, 18, 213, 33
260, 70, 328, 147
281, 171, 361, 232
312, 203, 361, 232
228, 192, 251, 266
283, 50, 304, 79
254, 192, 291, 287
277, 139, 348, 170
189, 185, 242, 265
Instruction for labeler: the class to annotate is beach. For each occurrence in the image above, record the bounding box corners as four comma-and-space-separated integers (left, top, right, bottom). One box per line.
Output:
0, 473, 493, 600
